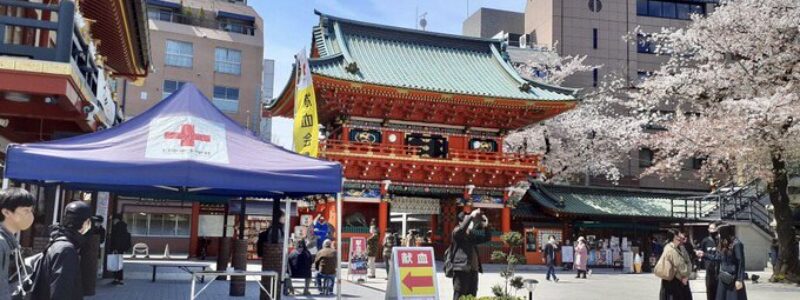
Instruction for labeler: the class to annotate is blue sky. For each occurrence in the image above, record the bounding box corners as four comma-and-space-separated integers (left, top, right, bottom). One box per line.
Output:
250, 0, 526, 148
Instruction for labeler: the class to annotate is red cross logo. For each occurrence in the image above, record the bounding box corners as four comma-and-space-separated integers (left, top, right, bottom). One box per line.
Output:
164, 124, 211, 147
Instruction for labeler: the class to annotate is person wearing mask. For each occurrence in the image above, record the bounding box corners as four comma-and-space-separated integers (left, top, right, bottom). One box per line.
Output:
366, 226, 379, 279
712, 225, 747, 300
313, 240, 337, 295
698, 223, 721, 300
574, 236, 588, 279
107, 215, 131, 285
382, 229, 395, 280
0, 188, 35, 300
656, 230, 693, 300
451, 209, 491, 300
287, 239, 313, 295
32, 201, 94, 300
544, 235, 560, 282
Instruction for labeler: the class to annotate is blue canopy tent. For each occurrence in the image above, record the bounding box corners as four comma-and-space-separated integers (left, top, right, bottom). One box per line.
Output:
3, 83, 341, 197
2, 83, 342, 297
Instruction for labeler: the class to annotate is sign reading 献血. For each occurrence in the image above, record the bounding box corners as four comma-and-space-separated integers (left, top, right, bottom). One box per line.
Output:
292, 48, 319, 157
386, 247, 438, 300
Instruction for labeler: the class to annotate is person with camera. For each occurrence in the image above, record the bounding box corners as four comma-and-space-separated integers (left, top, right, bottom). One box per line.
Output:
710, 225, 747, 300
698, 223, 721, 300
450, 208, 491, 300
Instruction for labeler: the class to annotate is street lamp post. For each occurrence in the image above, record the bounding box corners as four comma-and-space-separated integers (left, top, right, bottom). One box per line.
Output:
524, 279, 539, 300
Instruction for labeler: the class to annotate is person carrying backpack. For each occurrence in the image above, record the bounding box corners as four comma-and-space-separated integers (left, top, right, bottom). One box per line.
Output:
31, 201, 94, 300
0, 188, 35, 300
107, 215, 132, 285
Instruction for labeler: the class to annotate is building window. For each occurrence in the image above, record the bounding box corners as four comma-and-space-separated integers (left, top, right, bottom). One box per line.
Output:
162, 80, 185, 99
165, 40, 193, 68
692, 157, 705, 170
219, 19, 255, 36
124, 212, 191, 237
636, 0, 705, 20
592, 28, 598, 49
215, 48, 242, 75
213, 86, 239, 113
636, 71, 651, 87
592, 68, 599, 87
639, 148, 655, 168
637, 33, 656, 54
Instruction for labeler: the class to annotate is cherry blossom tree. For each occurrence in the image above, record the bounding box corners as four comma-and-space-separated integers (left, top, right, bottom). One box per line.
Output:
507, 52, 643, 184
508, 0, 800, 281
630, 0, 800, 281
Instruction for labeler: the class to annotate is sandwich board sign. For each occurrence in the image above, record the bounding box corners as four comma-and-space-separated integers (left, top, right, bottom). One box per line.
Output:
386, 247, 438, 300
349, 237, 368, 279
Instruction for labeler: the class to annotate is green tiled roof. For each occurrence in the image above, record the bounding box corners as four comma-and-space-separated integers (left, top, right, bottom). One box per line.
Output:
527, 183, 704, 218
310, 11, 578, 101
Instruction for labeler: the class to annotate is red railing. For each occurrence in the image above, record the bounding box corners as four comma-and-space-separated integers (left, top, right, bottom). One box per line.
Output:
321, 140, 540, 167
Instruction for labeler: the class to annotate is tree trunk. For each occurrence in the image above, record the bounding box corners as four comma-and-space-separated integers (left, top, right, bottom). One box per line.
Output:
769, 149, 800, 282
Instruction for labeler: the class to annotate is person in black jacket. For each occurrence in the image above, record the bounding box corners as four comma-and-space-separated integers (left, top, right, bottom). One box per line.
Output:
713, 226, 747, 300
257, 210, 284, 258
287, 239, 313, 295
451, 209, 491, 300
544, 235, 560, 282
698, 223, 721, 300
32, 201, 93, 300
107, 215, 132, 285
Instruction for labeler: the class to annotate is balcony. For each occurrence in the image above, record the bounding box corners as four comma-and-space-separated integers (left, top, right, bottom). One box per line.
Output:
0, 0, 99, 97
0, 0, 106, 142
147, 7, 256, 36
321, 140, 541, 187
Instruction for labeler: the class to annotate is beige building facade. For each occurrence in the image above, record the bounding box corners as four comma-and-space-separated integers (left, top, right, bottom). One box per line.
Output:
120, 0, 264, 131
466, 0, 718, 191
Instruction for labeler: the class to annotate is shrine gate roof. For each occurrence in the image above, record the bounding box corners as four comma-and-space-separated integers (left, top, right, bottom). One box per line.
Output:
307, 11, 578, 101
526, 182, 705, 219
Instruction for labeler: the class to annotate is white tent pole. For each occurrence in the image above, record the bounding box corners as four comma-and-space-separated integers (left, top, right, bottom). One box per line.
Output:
52, 185, 61, 225
280, 198, 291, 293
336, 192, 342, 300
1, 178, 8, 190
402, 213, 408, 239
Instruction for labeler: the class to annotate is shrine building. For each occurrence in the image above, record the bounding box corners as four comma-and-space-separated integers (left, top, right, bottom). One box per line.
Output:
269, 11, 578, 261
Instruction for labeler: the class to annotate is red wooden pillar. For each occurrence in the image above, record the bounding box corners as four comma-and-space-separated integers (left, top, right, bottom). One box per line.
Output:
189, 202, 200, 258
326, 198, 337, 230
502, 189, 511, 234
378, 180, 391, 244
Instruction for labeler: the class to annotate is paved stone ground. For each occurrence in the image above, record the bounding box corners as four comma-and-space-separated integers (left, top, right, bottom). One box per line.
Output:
87, 262, 800, 300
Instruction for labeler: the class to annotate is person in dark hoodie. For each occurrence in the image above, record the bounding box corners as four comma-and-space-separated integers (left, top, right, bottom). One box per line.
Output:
287, 239, 313, 295
32, 201, 93, 300
0, 188, 35, 300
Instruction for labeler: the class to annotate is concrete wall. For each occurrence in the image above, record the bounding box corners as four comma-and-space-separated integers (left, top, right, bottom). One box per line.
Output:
120, 0, 264, 132
463, 8, 525, 38
735, 223, 771, 271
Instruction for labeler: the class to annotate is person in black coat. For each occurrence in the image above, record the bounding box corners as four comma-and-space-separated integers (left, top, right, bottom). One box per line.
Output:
32, 201, 93, 300
288, 239, 313, 295
698, 223, 721, 300
713, 226, 747, 300
107, 215, 132, 285
257, 210, 284, 258
451, 209, 491, 300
